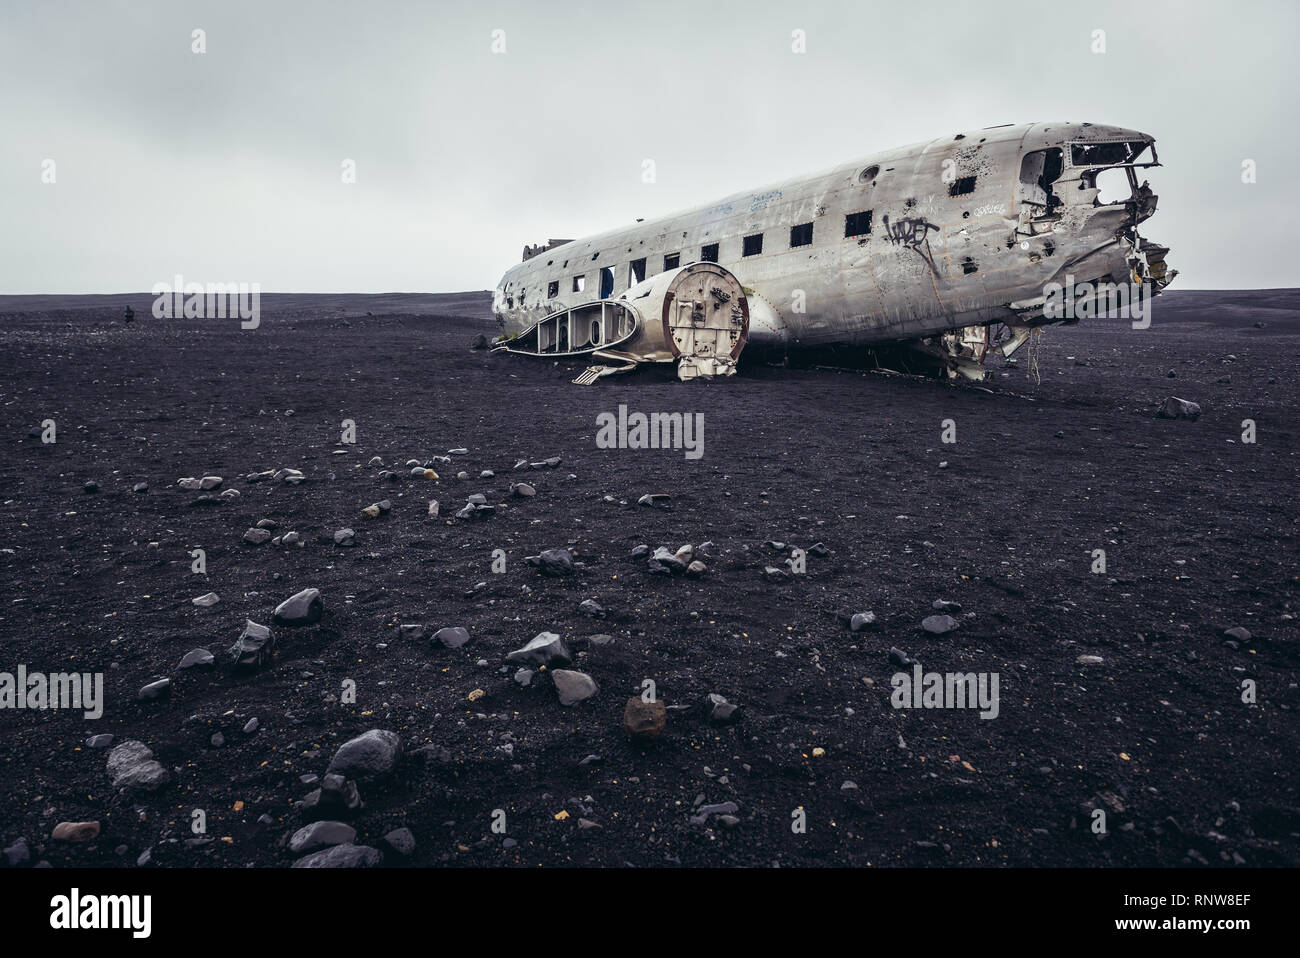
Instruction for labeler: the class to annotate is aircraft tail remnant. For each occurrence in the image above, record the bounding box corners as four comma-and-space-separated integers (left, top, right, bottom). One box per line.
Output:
492, 121, 1175, 384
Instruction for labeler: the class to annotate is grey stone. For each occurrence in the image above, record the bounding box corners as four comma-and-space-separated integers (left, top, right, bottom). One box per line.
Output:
291, 843, 381, 868
107, 741, 168, 794
690, 801, 739, 825
228, 619, 274, 669
273, 588, 323, 626
850, 611, 877, 631
506, 632, 571, 667
552, 670, 598, 706
178, 648, 214, 669
137, 678, 171, 701
327, 729, 400, 779
1157, 397, 1201, 420
525, 548, 574, 576
289, 820, 356, 855
382, 828, 416, 856
922, 614, 958, 634
433, 626, 471, 649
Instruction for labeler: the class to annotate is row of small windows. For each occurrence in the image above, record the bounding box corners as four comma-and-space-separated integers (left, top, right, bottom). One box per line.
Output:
541, 211, 873, 299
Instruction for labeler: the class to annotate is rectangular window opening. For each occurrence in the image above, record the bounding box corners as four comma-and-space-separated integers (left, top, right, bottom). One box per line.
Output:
572, 275, 585, 293
628, 257, 646, 289
547, 281, 559, 299
742, 233, 763, 257
948, 175, 977, 197
790, 222, 813, 248
701, 242, 719, 263
844, 210, 872, 238
663, 252, 680, 271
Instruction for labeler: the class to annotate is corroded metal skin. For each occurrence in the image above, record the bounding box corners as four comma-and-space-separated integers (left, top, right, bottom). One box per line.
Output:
493, 120, 1174, 380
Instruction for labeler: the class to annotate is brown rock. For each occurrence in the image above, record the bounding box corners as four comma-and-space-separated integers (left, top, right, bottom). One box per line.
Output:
52, 821, 100, 842
623, 696, 666, 742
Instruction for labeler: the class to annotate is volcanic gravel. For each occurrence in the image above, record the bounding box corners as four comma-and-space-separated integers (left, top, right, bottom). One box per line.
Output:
0, 289, 1296, 868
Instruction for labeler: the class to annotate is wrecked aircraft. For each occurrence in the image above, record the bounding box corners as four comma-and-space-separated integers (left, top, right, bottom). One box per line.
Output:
491, 121, 1175, 384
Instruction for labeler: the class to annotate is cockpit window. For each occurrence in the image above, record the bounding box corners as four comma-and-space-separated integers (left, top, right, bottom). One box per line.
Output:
1018, 147, 1064, 213
1069, 140, 1151, 167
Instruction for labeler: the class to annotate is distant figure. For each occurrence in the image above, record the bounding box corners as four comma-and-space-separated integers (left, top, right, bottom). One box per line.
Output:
123, 304, 135, 325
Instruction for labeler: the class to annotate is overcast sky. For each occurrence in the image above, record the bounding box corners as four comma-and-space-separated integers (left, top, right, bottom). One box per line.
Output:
2, 0, 1295, 293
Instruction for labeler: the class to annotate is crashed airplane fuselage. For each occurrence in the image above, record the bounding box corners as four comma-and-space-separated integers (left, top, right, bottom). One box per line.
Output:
491, 121, 1175, 383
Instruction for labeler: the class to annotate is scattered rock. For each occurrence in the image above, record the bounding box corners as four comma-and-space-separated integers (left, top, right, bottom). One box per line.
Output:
525, 548, 574, 576
243, 528, 272, 545
552, 670, 598, 706
850, 611, 877, 631
648, 547, 687, 575
889, 647, 917, 668
303, 774, 363, 819
1224, 626, 1251, 642
690, 801, 739, 826
433, 626, 471, 649
327, 729, 400, 780
107, 741, 168, 794
291, 844, 382, 868
707, 693, 741, 724
228, 619, 275, 670
922, 614, 958, 635
273, 588, 323, 626
178, 648, 214, 669
506, 632, 571, 667
137, 678, 171, 702
289, 821, 356, 855
52, 821, 100, 842
2, 838, 30, 867
1157, 397, 1201, 420
623, 697, 666, 742
192, 592, 219, 607
333, 528, 356, 547
382, 828, 416, 856
578, 598, 606, 618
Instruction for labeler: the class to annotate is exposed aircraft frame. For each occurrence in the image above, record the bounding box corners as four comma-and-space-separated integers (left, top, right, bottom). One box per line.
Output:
491, 121, 1175, 384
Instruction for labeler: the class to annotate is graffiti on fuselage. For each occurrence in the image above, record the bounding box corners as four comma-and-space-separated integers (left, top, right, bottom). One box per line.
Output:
881, 213, 942, 275
882, 214, 940, 249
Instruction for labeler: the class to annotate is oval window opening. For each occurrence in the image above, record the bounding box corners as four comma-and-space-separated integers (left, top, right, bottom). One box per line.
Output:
859, 165, 880, 184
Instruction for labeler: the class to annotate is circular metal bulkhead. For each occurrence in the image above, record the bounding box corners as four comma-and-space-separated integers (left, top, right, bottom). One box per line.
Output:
661, 262, 749, 362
